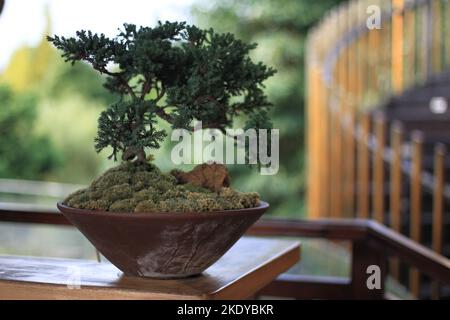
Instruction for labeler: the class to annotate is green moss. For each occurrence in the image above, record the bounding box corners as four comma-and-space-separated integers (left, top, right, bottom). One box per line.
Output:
134, 200, 159, 213
182, 183, 210, 193
65, 188, 89, 208
85, 199, 110, 210
63, 162, 260, 213
131, 170, 161, 191
134, 188, 158, 202
91, 171, 130, 190
103, 183, 133, 202
109, 198, 137, 212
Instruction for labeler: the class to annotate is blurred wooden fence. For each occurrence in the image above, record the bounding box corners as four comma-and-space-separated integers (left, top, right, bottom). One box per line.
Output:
307, 0, 450, 298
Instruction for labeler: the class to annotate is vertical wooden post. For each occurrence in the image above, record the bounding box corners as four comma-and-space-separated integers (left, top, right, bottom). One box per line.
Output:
380, 7, 391, 97
316, 74, 325, 218
333, 52, 346, 218
389, 121, 404, 279
373, 112, 386, 223
351, 240, 386, 299
340, 13, 350, 218
321, 79, 330, 218
307, 65, 322, 219
431, 143, 446, 300
358, 113, 371, 219
346, 105, 356, 218
359, 3, 369, 109
329, 81, 338, 217
391, 0, 404, 94
368, 9, 381, 101
404, 2, 416, 89
357, 7, 367, 108
409, 130, 423, 298
345, 41, 357, 217
329, 10, 342, 219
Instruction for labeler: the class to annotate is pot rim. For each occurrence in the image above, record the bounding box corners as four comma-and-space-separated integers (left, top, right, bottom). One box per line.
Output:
57, 200, 269, 219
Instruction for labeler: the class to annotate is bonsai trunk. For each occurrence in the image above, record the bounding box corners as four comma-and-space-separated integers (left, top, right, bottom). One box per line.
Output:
122, 146, 146, 163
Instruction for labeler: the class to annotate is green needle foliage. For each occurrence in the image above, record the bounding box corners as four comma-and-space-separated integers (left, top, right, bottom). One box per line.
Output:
48, 21, 276, 163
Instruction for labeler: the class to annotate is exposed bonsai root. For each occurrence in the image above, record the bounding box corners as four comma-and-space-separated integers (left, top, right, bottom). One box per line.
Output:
64, 162, 259, 213
171, 163, 230, 193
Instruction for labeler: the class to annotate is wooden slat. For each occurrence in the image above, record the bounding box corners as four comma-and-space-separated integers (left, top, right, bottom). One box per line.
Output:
432, 143, 446, 257
321, 82, 331, 217
356, 11, 366, 108
318, 72, 328, 218
359, 6, 369, 109
373, 112, 386, 223
392, 0, 405, 93
367, 0, 381, 98
409, 130, 424, 298
345, 39, 357, 217
307, 65, 321, 218
312, 66, 323, 218
404, 2, 416, 88
334, 48, 346, 218
431, 143, 446, 299
389, 121, 404, 280
357, 113, 371, 219
380, 7, 392, 97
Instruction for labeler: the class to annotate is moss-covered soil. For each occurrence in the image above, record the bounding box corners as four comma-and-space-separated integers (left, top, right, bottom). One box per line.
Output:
64, 162, 260, 213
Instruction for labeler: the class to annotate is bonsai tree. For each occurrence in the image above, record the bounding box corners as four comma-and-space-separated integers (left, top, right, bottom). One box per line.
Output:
48, 21, 276, 213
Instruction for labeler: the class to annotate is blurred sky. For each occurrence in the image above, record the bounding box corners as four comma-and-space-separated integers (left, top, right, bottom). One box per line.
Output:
0, 0, 196, 71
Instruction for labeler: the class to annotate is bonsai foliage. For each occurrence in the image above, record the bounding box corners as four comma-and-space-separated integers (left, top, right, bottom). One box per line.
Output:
48, 21, 276, 163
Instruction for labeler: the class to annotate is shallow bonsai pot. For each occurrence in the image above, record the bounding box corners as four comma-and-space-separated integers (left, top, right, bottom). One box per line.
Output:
57, 201, 269, 279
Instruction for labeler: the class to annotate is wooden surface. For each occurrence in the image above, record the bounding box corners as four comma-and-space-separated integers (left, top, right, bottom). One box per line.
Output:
0, 237, 300, 300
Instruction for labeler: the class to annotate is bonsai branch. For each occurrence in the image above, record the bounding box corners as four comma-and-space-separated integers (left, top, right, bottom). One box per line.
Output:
96, 66, 137, 100
140, 78, 152, 100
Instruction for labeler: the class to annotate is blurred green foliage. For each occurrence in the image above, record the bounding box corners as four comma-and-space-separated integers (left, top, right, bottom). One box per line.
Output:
193, 0, 344, 217
0, 25, 115, 183
0, 85, 60, 179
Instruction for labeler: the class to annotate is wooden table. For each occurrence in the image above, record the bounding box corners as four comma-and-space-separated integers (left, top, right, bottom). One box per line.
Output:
0, 237, 300, 300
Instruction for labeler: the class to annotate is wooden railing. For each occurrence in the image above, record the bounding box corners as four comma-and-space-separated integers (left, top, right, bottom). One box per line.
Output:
307, 0, 450, 298
0, 203, 449, 299
249, 219, 450, 299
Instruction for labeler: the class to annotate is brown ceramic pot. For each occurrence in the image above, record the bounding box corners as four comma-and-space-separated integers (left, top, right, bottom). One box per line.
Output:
57, 201, 268, 278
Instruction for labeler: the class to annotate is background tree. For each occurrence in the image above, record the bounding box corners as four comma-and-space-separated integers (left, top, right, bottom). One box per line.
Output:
0, 14, 116, 183
0, 85, 60, 179
193, 0, 344, 216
